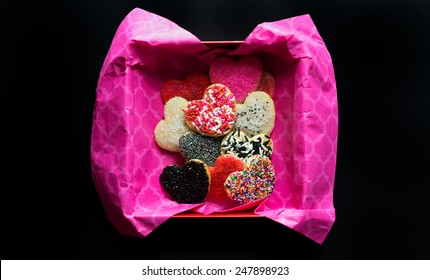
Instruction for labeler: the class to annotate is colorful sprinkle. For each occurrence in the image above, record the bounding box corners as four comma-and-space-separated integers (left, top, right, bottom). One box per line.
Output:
225, 155, 276, 204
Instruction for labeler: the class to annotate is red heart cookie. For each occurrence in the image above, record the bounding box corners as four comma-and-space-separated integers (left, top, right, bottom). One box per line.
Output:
207, 154, 244, 200
183, 84, 237, 137
161, 72, 210, 104
210, 56, 263, 103
225, 155, 276, 204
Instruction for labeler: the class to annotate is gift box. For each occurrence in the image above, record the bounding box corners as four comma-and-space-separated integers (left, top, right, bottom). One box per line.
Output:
91, 8, 338, 244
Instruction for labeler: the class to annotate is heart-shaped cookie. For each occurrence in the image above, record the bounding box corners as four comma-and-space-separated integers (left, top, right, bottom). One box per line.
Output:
183, 84, 237, 136
235, 91, 275, 137
161, 72, 210, 104
225, 155, 276, 204
221, 128, 273, 161
210, 56, 262, 103
160, 159, 210, 203
256, 71, 275, 98
179, 132, 223, 166
154, 96, 192, 152
207, 154, 244, 200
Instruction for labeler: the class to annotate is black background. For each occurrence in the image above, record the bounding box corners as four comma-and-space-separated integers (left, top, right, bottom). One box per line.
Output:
2, 0, 430, 260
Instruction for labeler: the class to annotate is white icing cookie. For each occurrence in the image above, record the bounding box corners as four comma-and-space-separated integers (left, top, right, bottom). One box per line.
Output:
235, 91, 275, 136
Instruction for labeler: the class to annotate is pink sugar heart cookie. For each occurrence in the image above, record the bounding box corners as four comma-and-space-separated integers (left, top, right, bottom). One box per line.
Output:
209, 56, 263, 103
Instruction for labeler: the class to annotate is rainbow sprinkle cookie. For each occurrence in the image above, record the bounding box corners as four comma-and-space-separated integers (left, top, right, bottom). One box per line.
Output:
225, 155, 275, 204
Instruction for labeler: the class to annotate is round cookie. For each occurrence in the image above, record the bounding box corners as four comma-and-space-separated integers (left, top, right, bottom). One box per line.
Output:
183, 84, 237, 137
179, 132, 223, 166
154, 96, 192, 152
235, 91, 275, 137
207, 154, 244, 200
160, 159, 210, 204
225, 155, 276, 204
161, 72, 210, 104
221, 128, 273, 161
210, 56, 263, 103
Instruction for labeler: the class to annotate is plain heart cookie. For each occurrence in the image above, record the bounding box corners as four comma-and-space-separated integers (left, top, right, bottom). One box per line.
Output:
225, 155, 276, 204
209, 56, 262, 103
160, 159, 210, 203
256, 71, 275, 98
183, 84, 237, 137
161, 72, 210, 104
235, 91, 275, 137
221, 128, 273, 161
207, 154, 244, 200
154, 96, 192, 152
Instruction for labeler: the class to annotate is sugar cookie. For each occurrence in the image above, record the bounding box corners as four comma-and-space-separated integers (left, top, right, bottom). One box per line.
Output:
209, 56, 262, 103
235, 91, 275, 137
256, 71, 275, 98
225, 155, 276, 204
179, 132, 223, 166
183, 84, 237, 137
221, 128, 273, 161
154, 96, 192, 152
161, 72, 210, 104
160, 159, 210, 204
207, 154, 244, 200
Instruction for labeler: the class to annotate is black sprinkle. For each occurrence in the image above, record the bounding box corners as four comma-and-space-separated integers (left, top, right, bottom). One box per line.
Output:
160, 160, 209, 203
179, 132, 222, 166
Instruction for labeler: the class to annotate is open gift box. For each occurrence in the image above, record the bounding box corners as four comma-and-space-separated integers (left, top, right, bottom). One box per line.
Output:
91, 8, 338, 244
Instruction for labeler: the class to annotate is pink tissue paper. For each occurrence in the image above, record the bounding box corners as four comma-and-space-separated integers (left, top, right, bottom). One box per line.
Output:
91, 8, 338, 244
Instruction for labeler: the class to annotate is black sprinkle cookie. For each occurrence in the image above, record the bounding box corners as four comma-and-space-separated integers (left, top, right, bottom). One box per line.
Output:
159, 159, 211, 203
179, 132, 223, 166
235, 91, 275, 137
221, 128, 273, 161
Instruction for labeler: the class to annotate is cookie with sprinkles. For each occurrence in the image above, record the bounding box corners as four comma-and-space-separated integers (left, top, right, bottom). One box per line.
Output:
225, 155, 276, 204
154, 96, 192, 152
161, 72, 210, 104
183, 84, 237, 137
221, 128, 273, 161
160, 159, 211, 204
179, 132, 223, 166
207, 154, 244, 200
235, 91, 275, 137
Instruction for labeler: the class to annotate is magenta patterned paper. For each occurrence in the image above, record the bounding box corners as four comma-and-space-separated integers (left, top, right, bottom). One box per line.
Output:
91, 8, 338, 244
